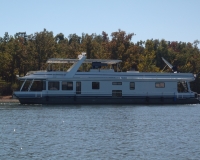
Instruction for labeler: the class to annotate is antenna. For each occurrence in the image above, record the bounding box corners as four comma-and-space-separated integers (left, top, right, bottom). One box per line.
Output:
162, 57, 177, 73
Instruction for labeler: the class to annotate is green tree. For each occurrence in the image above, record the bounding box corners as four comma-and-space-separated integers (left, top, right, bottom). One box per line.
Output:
34, 29, 56, 70
138, 39, 159, 72
68, 34, 81, 58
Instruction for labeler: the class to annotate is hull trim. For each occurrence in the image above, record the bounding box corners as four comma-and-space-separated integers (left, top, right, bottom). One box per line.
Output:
17, 95, 199, 105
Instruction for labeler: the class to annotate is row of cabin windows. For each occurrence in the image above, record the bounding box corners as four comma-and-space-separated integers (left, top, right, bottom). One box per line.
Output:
21, 80, 73, 91
47, 81, 165, 90
20, 81, 122, 97
48, 81, 137, 90
21, 80, 165, 91
48, 81, 73, 90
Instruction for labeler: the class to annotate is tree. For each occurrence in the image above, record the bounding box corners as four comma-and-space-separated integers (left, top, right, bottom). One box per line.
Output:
138, 40, 159, 72
68, 34, 81, 58
34, 29, 56, 70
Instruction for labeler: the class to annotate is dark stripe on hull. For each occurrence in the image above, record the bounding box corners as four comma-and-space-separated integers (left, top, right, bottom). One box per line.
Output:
18, 96, 199, 105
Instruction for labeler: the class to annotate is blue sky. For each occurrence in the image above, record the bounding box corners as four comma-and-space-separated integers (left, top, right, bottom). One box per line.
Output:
0, 0, 200, 46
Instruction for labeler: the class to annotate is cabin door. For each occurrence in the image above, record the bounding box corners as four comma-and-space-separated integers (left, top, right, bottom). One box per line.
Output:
76, 82, 81, 94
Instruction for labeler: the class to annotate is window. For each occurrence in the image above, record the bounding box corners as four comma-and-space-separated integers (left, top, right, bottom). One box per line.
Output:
92, 82, 100, 89
62, 81, 73, 90
21, 80, 31, 91
178, 81, 188, 92
112, 82, 122, 85
48, 81, 59, 90
30, 80, 46, 91
112, 90, 122, 97
130, 82, 135, 90
155, 82, 165, 88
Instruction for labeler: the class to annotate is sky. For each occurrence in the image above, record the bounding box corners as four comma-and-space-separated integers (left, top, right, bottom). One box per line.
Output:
0, 0, 200, 46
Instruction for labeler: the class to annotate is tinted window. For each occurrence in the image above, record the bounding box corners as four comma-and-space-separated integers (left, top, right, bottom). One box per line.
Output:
62, 81, 73, 90
48, 81, 59, 90
130, 82, 135, 90
92, 82, 99, 89
30, 80, 46, 91
21, 80, 31, 91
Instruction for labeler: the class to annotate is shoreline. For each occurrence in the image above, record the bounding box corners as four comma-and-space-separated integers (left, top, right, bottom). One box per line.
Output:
0, 96, 19, 103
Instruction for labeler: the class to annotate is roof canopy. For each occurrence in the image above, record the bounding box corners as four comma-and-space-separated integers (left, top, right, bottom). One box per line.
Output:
47, 58, 122, 64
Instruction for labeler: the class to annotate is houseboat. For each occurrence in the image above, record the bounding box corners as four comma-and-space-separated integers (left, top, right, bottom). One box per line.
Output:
13, 53, 200, 104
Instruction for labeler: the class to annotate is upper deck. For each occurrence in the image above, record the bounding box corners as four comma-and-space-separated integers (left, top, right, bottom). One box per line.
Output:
17, 53, 195, 82
47, 58, 122, 65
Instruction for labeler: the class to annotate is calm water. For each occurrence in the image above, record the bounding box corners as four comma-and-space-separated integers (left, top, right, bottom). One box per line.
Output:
0, 103, 200, 160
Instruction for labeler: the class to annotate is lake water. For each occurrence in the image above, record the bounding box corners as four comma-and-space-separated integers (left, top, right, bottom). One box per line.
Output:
0, 103, 200, 160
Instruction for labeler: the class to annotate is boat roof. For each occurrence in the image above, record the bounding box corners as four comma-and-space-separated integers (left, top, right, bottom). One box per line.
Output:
47, 58, 122, 64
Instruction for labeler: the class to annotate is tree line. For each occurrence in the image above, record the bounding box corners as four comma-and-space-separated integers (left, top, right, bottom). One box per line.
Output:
0, 29, 200, 95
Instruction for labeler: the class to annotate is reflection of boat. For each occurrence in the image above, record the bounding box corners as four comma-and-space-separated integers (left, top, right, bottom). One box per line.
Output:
13, 53, 200, 104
